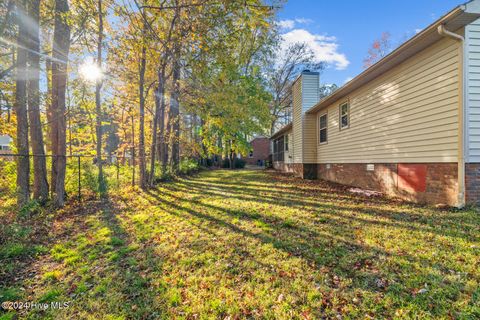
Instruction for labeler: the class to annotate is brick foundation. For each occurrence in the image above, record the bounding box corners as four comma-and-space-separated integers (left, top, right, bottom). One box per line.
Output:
465, 163, 480, 205
317, 163, 458, 205
272, 162, 460, 205
273, 162, 317, 179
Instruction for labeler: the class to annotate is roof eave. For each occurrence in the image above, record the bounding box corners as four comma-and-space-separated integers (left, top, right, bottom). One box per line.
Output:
306, 4, 480, 114
270, 123, 292, 140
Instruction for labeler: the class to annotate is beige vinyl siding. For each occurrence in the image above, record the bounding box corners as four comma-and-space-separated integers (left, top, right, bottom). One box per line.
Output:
316, 36, 460, 163
304, 114, 317, 162
292, 78, 303, 163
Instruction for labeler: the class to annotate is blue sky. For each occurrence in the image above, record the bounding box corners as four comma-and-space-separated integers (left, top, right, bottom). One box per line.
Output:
277, 0, 463, 86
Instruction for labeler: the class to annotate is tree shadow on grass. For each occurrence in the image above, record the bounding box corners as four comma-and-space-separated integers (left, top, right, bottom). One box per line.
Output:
138, 171, 479, 318
173, 179, 479, 243
95, 199, 166, 318
143, 186, 460, 288
8, 198, 167, 319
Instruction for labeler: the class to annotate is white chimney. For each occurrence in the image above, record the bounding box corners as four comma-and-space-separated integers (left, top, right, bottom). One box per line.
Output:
291, 70, 320, 164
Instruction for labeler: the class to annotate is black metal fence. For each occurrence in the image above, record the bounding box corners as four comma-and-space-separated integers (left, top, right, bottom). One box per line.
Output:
0, 153, 144, 210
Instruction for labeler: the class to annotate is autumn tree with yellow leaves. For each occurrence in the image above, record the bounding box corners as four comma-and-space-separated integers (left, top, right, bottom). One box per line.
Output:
1, 0, 281, 206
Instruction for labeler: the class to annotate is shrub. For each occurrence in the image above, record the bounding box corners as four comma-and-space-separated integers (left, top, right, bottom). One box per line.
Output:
179, 158, 200, 175
222, 158, 246, 169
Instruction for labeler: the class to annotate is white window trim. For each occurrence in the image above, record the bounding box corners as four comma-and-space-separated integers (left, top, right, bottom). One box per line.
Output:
318, 112, 328, 145
339, 102, 350, 130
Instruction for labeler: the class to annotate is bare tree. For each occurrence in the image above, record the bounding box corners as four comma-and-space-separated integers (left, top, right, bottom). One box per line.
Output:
51, 0, 71, 206
363, 32, 391, 68
319, 83, 338, 99
27, 0, 49, 202
15, 0, 30, 207
268, 42, 324, 135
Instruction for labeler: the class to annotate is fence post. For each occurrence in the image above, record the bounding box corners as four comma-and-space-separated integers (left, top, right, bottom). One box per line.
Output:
132, 146, 135, 187
77, 155, 81, 200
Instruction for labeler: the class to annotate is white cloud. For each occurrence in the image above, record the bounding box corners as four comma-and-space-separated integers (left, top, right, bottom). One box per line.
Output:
277, 18, 313, 30
295, 18, 313, 25
414, 28, 422, 34
277, 19, 295, 30
344, 76, 354, 84
281, 29, 350, 70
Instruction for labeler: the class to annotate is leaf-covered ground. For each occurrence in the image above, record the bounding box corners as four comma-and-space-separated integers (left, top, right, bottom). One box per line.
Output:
1, 169, 479, 319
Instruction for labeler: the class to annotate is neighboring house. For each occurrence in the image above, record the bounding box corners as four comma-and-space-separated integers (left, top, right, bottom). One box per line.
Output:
246, 137, 269, 165
271, 0, 480, 206
0, 135, 12, 155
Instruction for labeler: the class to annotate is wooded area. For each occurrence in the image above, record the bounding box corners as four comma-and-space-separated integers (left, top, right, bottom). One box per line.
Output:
0, 0, 319, 208
1, 2, 480, 318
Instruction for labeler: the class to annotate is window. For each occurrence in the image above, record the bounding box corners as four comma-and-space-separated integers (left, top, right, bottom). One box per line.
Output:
319, 113, 328, 144
339, 102, 349, 129
273, 136, 284, 162
248, 150, 253, 158
285, 135, 289, 151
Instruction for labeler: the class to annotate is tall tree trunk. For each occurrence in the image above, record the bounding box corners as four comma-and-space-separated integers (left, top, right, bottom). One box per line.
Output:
95, 0, 105, 194
51, 0, 70, 206
67, 86, 72, 156
46, 58, 52, 155
131, 114, 135, 184
14, 0, 30, 207
169, 46, 181, 172
149, 62, 166, 185
138, 24, 147, 189
199, 117, 208, 166
216, 134, 222, 167
156, 113, 163, 166
27, 0, 49, 202
191, 113, 197, 144
156, 103, 163, 168
161, 100, 169, 172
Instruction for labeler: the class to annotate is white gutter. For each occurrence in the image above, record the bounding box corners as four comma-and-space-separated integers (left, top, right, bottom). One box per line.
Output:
306, 7, 465, 115
438, 24, 466, 208
438, 24, 464, 41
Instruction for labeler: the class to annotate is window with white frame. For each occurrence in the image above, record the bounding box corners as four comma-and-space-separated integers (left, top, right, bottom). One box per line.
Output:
339, 102, 349, 129
319, 113, 327, 144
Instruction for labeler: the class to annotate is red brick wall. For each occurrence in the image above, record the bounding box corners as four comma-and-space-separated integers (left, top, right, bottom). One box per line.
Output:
246, 138, 270, 165
273, 162, 303, 176
317, 163, 458, 206
272, 162, 317, 179
465, 163, 480, 205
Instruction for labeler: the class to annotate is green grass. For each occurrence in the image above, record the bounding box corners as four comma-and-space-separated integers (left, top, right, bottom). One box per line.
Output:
1, 169, 479, 319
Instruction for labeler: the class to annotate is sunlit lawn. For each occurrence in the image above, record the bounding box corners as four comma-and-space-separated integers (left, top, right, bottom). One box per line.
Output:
1, 169, 479, 319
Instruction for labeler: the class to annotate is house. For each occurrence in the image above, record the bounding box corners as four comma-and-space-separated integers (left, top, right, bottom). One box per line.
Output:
0, 135, 12, 155
245, 137, 269, 166
271, 0, 480, 207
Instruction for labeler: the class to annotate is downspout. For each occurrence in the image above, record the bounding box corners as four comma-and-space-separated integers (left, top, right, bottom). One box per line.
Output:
438, 24, 466, 208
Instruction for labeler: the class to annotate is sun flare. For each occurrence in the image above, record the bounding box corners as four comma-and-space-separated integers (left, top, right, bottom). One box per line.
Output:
79, 57, 103, 82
